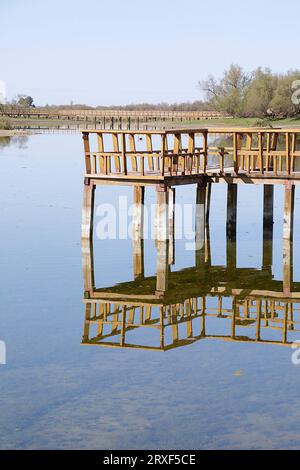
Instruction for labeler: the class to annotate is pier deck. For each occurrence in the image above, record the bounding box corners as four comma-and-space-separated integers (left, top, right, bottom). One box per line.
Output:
82, 128, 300, 185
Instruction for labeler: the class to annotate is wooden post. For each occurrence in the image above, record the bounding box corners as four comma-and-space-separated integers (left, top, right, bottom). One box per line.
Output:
156, 240, 169, 295
121, 132, 127, 175
161, 134, 166, 176
231, 298, 236, 338
155, 185, 169, 295
82, 132, 91, 174
81, 179, 95, 239
262, 185, 274, 269
186, 301, 193, 338
283, 238, 293, 297
172, 305, 179, 344
133, 186, 145, 280
82, 237, 94, 294
201, 296, 206, 337
202, 131, 208, 174
263, 185, 274, 239
258, 132, 263, 173
82, 303, 91, 342
233, 132, 239, 173
256, 300, 261, 341
160, 307, 165, 349
227, 184, 237, 241
286, 132, 290, 174
283, 182, 294, 296
205, 222, 211, 266
120, 305, 126, 346
156, 185, 169, 241
195, 183, 206, 268
168, 188, 175, 265
283, 182, 294, 241
226, 184, 237, 268
205, 182, 212, 226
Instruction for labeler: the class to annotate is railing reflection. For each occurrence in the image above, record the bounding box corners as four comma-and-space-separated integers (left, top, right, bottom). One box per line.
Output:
81, 222, 300, 351
82, 297, 300, 351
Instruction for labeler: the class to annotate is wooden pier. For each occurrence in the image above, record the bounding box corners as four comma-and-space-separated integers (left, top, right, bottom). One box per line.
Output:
0, 107, 231, 125
80, 127, 300, 352
81, 127, 300, 244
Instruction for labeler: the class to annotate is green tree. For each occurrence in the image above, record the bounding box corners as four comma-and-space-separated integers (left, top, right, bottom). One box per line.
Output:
269, 71, 300, 117
243, 68, 277, 117
13, 94, 35, 107
199, 64, 249, 116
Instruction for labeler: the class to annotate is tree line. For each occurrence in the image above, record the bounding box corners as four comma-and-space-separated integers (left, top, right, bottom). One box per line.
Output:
200, 64, 300, 118
3, 66, 300, 118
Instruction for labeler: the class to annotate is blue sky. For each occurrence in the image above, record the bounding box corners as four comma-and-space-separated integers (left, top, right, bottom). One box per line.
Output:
0, 0, 299, 106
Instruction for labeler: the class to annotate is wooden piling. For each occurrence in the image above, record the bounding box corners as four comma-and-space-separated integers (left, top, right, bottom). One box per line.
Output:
226, 184, 237, 241
195, 183, 206, 267
82, 237, 94, 293
205, 183, 212, 226
133, 186, 145, 280
263, 185, 274, 239
283, 183, 294, 296
168, 188, 175, 265
283, 238, 293, 297
262, 185, 274, 269
283, 182, 295, 241
155, 185, 169, 295
226, 185, 237, 268
81, 179, 95, 239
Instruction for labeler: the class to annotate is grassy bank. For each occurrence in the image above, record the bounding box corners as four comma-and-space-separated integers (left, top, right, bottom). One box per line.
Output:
170, 116, 300, 128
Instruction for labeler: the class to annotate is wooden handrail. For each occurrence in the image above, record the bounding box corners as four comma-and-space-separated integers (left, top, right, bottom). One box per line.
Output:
82, 128, 300, 179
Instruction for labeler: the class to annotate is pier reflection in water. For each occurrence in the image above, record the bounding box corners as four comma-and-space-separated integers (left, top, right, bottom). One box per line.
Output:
3, 134, 300, 449
82, 213, 299, 351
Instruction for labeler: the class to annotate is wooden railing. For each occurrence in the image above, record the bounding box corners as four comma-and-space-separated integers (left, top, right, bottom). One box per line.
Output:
209, 128, 300, 175
82, 295, 300, 350
82, 128, 300, 178
1, 106, 231, 120
82, 129, 208, 178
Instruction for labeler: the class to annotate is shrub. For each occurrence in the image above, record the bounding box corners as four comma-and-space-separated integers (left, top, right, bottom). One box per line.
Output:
0, 118, 12, 130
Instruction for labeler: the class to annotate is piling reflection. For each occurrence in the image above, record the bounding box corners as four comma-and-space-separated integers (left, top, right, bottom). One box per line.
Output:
81, 225, 300, 351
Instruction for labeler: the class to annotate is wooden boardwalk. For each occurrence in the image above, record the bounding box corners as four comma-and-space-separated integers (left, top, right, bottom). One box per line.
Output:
0, 107, 230, 122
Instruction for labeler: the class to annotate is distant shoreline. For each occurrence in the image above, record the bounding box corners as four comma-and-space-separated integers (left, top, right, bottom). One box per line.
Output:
1, 116, 300, 138
0, 129, 33, 137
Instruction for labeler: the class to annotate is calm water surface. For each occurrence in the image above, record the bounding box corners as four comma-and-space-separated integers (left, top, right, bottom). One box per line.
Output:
1, 134, 300, 449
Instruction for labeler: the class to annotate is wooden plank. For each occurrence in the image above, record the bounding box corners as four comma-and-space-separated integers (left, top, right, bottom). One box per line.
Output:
121, 132, 127, 175
128, 134, 138, 172
112, 133, 121, 173
81, 180, 95, 239
82, 133, 91, 174
133, 186, 145, 280
146, 135, 154, 171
